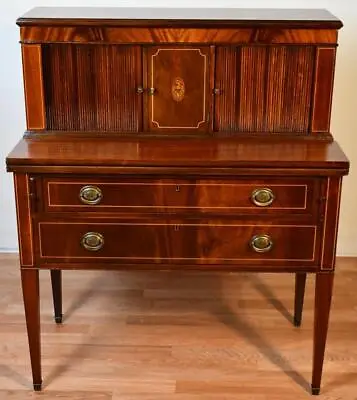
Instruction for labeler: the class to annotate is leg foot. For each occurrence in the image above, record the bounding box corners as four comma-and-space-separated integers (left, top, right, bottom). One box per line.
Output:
294, 273, 307, 327
33, 382, 42, 391
311, 387, 320, 395
51, 270, 63, 324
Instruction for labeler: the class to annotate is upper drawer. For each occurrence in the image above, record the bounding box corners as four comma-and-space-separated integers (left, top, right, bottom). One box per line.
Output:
42, 177, 320, 216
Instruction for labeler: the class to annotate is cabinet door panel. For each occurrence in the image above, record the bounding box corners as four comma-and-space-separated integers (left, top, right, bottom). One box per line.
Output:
43, 44, 142, 132
214, 46, 315, 133
148, 46, 210, 133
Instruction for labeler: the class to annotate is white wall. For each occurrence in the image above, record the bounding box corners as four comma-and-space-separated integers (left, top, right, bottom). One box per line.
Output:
1, 0, 356, 254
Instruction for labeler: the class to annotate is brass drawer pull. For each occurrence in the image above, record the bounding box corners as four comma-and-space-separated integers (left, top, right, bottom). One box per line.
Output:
81, 232, 104, 251
148, 87, 156, 95
251, 188, 275, 207
251, 234, 273, 253
79, 185, 103, 205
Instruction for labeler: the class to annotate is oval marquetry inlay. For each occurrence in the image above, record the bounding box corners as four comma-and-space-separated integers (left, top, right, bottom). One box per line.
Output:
171, 77, 185, 102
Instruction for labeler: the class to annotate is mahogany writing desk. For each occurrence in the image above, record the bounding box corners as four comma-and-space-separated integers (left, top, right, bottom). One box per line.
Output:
6, 7, 349, 395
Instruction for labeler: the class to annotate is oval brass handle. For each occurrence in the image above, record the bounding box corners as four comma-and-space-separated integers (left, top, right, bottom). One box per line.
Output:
251, 234, 273, 253
251, 188, 275, 207
81, 232, 104, 251
136, 86, 144, 94
79, 185, 103, 205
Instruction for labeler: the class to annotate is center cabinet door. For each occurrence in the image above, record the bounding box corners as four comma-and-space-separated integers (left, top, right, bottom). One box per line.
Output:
146, 46, 211, 133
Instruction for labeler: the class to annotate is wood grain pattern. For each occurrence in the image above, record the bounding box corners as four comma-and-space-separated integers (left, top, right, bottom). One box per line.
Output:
148, 46, 210, 132
42, 44, 142, 132
42, 177, 317, 216
20, 26, 338, 45
312, 48, 336, 133
21, 44, 46, 130
6, 9, 349, 395
320, 177, 342, 271
1, 254, 356, 397
36, 220, 319, 267
6, 137, 350, 172
16, 7, 343, 28
13, 174, 34, 267
214, 46, 315, 133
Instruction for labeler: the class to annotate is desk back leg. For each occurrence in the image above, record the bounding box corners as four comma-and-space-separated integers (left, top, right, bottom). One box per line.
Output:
312, 272, 334, 395
50, 270, 63, 324
294, 272, 307, 327
21, 268, 42, 391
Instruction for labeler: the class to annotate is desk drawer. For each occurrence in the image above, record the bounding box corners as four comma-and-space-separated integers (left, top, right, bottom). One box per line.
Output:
43, 177, 319, 215
37, 220, 319, 267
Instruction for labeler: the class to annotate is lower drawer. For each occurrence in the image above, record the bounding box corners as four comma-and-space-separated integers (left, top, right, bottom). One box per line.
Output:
37, 220, 319, 267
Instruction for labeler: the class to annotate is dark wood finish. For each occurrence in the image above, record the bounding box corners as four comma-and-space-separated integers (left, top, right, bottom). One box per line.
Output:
42, 176, 318, 216
37, 220, 319, 267
21, 269, 41, 391
312, 272, 334, 394
17, 7, 342, 28
312, 48, 336, 133
320, 177, 343, 271
147, 46, 210, 133
50, 270, 62, 323
294, 272, 307, 326
215, 46, 315, 133
13, 174, 34, 266
21, 45, 45, 130
20, 26, 339, 45
6, 7, 349, 394
6, 137, 350, 171
42, 44, 142, 132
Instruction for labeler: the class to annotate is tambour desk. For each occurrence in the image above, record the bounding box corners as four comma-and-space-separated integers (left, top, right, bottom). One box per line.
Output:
6, 7, 350, 395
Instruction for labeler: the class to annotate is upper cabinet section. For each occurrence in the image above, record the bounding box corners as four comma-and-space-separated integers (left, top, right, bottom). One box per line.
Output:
18, 7, 342, 138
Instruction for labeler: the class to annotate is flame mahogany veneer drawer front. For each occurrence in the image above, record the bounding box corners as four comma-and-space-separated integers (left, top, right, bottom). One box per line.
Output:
42, 177, 320, 215
37, 220, 320, 267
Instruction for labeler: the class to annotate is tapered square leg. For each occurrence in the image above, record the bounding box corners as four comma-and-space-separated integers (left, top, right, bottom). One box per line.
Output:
21, 269, 42, 391
312, 272, 334, 395
294, 273, 307, 327
50, 270, 63, 324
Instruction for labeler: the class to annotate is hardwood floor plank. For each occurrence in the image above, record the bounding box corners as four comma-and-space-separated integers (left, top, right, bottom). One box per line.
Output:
0, 254, 356, 397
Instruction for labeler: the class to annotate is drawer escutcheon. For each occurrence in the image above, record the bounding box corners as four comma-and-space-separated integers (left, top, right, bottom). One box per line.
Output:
251, 188, 275, 207
81, 232, 105, 251
79, 185, 103, 205
251, 234, 273, 253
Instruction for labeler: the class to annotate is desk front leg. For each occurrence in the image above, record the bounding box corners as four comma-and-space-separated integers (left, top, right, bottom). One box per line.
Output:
21, 268, 42, 391
312, 272, 334, 395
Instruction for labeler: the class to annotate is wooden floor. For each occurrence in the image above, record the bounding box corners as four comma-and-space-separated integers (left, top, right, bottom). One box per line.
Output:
0, 254, 357, 399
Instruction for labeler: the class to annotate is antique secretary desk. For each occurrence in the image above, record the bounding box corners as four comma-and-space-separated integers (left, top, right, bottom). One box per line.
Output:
6, 7, 350, 395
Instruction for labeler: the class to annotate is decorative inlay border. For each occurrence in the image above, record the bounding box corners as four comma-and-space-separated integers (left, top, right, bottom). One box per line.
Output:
38, 222, 317, 262
151, 48, 207, 129
46, 181, 308, 210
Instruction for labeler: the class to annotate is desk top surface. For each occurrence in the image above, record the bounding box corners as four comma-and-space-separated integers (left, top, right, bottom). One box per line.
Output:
6, 137, 349, 173
17, 7, 342, 28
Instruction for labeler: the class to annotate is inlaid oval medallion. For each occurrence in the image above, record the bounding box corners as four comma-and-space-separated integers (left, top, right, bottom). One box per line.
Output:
171, 77, 185, 102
